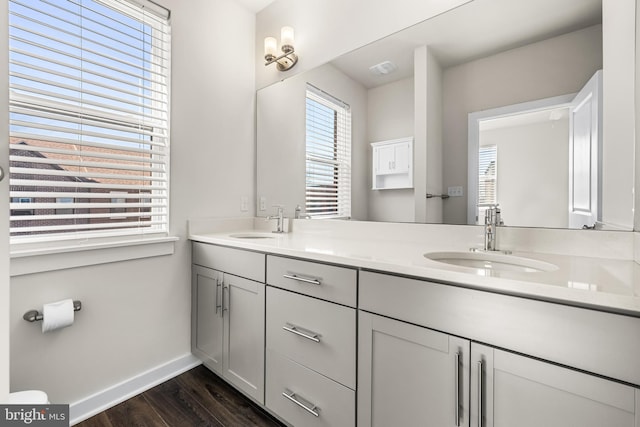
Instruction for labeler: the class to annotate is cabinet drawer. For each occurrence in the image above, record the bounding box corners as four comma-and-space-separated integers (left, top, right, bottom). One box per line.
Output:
266, 255, 357, 307
266, 349, 355, 427
192, 242, 265, 282
267, 287, 356, 389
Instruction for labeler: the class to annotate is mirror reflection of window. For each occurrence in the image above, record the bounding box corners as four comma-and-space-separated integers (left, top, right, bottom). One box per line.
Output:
477, 145, 497, 224
305, 84, 352, 219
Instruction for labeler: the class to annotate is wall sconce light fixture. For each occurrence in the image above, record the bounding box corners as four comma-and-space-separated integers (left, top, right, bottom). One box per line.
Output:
264, 26, 298, 71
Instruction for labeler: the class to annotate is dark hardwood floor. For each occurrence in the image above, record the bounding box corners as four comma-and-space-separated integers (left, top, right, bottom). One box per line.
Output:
76, 365, 285, 427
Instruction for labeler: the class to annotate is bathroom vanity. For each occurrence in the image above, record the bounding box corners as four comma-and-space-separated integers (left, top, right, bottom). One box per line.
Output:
189, 219, 640, 427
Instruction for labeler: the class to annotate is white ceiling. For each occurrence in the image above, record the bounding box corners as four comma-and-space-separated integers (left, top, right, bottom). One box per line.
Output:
331, 0, 602, 88
234, 0, 275, 13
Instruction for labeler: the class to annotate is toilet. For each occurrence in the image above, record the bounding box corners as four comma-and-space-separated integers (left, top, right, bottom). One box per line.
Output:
8, 390, 49, 404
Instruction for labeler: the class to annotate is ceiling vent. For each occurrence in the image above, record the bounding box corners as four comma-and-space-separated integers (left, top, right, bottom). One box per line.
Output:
369, 61, 397, 76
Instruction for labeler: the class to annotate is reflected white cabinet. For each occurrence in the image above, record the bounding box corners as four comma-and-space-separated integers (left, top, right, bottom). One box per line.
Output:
358, 311, 470, 427
371, 137, 413, 189
471, 343, 640, 427
191, 243, 266, 404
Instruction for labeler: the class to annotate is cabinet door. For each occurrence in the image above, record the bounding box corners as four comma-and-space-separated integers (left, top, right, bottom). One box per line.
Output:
374, 144, 397, 175
471, 343, 640, 427
223, 273, 265, 404
192, 265, 224, 374
392, 142, 410, 173
358, 311, 470, 427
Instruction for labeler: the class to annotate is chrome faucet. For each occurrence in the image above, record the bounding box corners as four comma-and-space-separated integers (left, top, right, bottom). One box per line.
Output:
483, 205, 503, 251
267, 205, 285, 233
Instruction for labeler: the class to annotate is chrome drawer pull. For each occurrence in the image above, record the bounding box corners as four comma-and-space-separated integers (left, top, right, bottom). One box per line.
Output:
282, 323, 321, 343
283, 274, 322, 286
478, 360, 484, 427
455, 352, 461, 427
282, 389, 320, 417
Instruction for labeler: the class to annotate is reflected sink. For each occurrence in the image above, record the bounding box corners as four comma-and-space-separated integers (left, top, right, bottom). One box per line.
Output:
228, 232, 277, 239
424, 251, 558, 274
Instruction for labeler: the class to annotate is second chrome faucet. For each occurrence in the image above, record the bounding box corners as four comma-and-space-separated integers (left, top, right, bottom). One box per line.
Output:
483, 205, 507, 252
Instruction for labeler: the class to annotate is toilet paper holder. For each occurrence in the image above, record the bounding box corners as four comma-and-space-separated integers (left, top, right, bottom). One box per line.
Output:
23, 300, 82, 322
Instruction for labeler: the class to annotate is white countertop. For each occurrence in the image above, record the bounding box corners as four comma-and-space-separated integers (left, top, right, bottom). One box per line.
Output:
188, 218, 640, 317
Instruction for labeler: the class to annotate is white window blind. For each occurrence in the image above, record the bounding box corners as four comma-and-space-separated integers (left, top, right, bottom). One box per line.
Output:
305, 84, 351, 219
8, 0, 171, 243
478, 145, 497, 206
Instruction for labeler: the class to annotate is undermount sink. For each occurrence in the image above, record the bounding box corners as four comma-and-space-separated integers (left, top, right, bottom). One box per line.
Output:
424, 251, 558, 274
228, 232, 277, 239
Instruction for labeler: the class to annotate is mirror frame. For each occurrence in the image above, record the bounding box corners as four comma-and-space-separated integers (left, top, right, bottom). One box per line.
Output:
467, 94, 575, 225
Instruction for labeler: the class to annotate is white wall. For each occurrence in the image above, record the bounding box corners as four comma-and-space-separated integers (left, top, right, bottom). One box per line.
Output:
257, 63, 368, 220
368, 77, 415, 222
636, 0, 640, 232
9, 0, 256, 405
425, 48, 444, 223
602, 0, 636, 229
442, 25, 603, 224
0, 0, 10, 404
413, 46, 444, 224
255, 0, 471, 89
481, 119, 570, 229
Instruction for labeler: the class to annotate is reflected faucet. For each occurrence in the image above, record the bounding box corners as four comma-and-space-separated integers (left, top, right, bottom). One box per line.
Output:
484, 205, 503, 251
267, 205, 285, 233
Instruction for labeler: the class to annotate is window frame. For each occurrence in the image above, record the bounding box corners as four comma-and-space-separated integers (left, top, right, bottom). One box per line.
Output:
6, 0, 176, 273
8, 0, 171, 248
304, 84, 352, 219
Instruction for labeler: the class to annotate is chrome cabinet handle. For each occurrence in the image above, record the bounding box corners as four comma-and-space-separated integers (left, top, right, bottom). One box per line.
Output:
455, 352, 461, 427
222, 283, 229, 313
282, 323, 321, 343
215, 277, 222, 315
477, 360, 484, 427
282, 389, 320, 417
283, 274, 321, 286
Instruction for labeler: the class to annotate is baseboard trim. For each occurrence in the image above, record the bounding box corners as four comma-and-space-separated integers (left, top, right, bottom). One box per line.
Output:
69, 353, 201, 425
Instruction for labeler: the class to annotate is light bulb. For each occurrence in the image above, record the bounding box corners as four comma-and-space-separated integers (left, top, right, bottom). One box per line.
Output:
280, 26, 295, 51
264, 36, 277, 59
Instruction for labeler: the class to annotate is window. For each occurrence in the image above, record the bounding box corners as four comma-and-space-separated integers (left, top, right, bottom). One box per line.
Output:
10, 197, 34, 216
8, 0, 170, 244
55, 197, 74, 215
305, 84, 351, 219
477, 145, 497, 222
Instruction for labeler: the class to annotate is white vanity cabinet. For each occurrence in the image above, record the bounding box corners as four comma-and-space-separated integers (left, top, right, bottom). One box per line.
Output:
265, 255, 357, 427
358, 270, 640, 427
191, 243, 266, 404
358, 311, 470, 427
471, 343, 640, 427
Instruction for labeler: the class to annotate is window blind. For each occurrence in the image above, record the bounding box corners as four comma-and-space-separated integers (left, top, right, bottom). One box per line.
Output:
478, 145, 497, 206
305, 84, 351, 219
8, 0, 171, 243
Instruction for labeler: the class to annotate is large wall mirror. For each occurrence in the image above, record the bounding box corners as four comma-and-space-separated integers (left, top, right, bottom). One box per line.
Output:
257, 0, 636, 230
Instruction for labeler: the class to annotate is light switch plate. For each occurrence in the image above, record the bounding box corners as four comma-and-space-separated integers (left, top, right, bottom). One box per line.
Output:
448, 186, 464, 197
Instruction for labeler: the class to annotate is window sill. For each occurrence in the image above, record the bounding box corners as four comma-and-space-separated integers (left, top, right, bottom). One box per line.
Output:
10, 236, 179, 276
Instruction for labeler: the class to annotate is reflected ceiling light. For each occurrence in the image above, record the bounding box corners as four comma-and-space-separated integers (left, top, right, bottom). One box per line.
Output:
264, 26, 298, 71
369, 60, 397, 76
